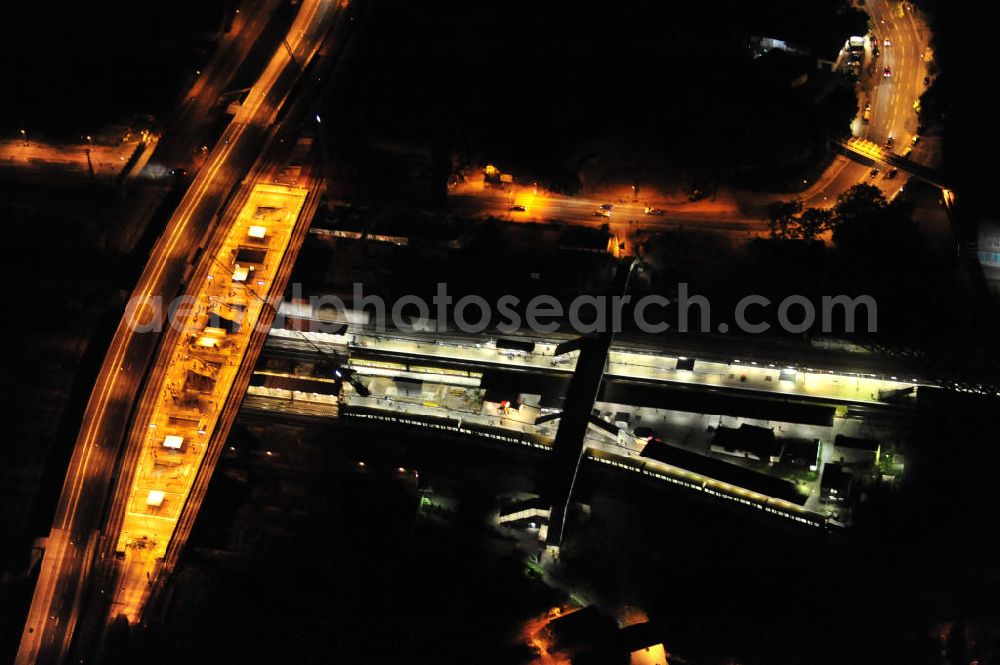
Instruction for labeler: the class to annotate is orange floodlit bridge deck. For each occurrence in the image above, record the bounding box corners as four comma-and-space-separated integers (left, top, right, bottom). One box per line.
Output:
115, 184, 308, 563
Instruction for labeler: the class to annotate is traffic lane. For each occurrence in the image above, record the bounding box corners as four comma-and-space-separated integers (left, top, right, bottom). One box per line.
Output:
27, 329, 161, 664
45, 553, 79, 661
867, 1, 893, 143
19, 530, 70, 664
869, 0, 924, 148
449, 193, 767, 235
869, 51, 896, 144
784, 156, 905, 209
96, 0, 337, 610
21, 71, 259, 665
880, 28, 916, 144
811, 0, 917, 204
18, 0, 340, 659
88, 150, 258, 516
848, 157, 907, 200
154, 0, 283, 169
53, 255, 192, 530
57, 155, 245, 538
802, 160, 869, 208
33, 535, 91, 665
22, 47, 280, 665
896, 10, 925, 145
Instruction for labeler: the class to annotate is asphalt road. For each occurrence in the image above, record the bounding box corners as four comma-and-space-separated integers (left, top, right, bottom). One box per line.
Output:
865, 0, 927, 150
803, 0, 935, 206
13, 2, 939, 660
449, 188, 769, 236
14, 0, 340, 662
450, 0, 937, 226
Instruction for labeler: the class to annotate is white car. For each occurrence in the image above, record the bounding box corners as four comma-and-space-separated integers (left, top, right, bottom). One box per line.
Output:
884, 37, 891, 46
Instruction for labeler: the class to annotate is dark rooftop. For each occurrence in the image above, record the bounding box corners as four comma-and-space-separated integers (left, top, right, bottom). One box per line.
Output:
755, 48, 813, 87
834, 434, 879, 452
712, 424, 783, 460
820, 462, 853, 495
780, 437, 821, 467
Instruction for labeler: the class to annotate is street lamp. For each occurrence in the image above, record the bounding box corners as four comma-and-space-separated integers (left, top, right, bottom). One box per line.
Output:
20, 129, 27, 146
84, 135, 95, 181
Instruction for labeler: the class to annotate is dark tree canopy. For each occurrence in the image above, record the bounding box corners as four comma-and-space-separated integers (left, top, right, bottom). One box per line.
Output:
332, 0, 867, 191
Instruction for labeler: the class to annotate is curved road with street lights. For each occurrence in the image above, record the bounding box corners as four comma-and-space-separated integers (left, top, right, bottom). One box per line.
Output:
14, 1, 342, 662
